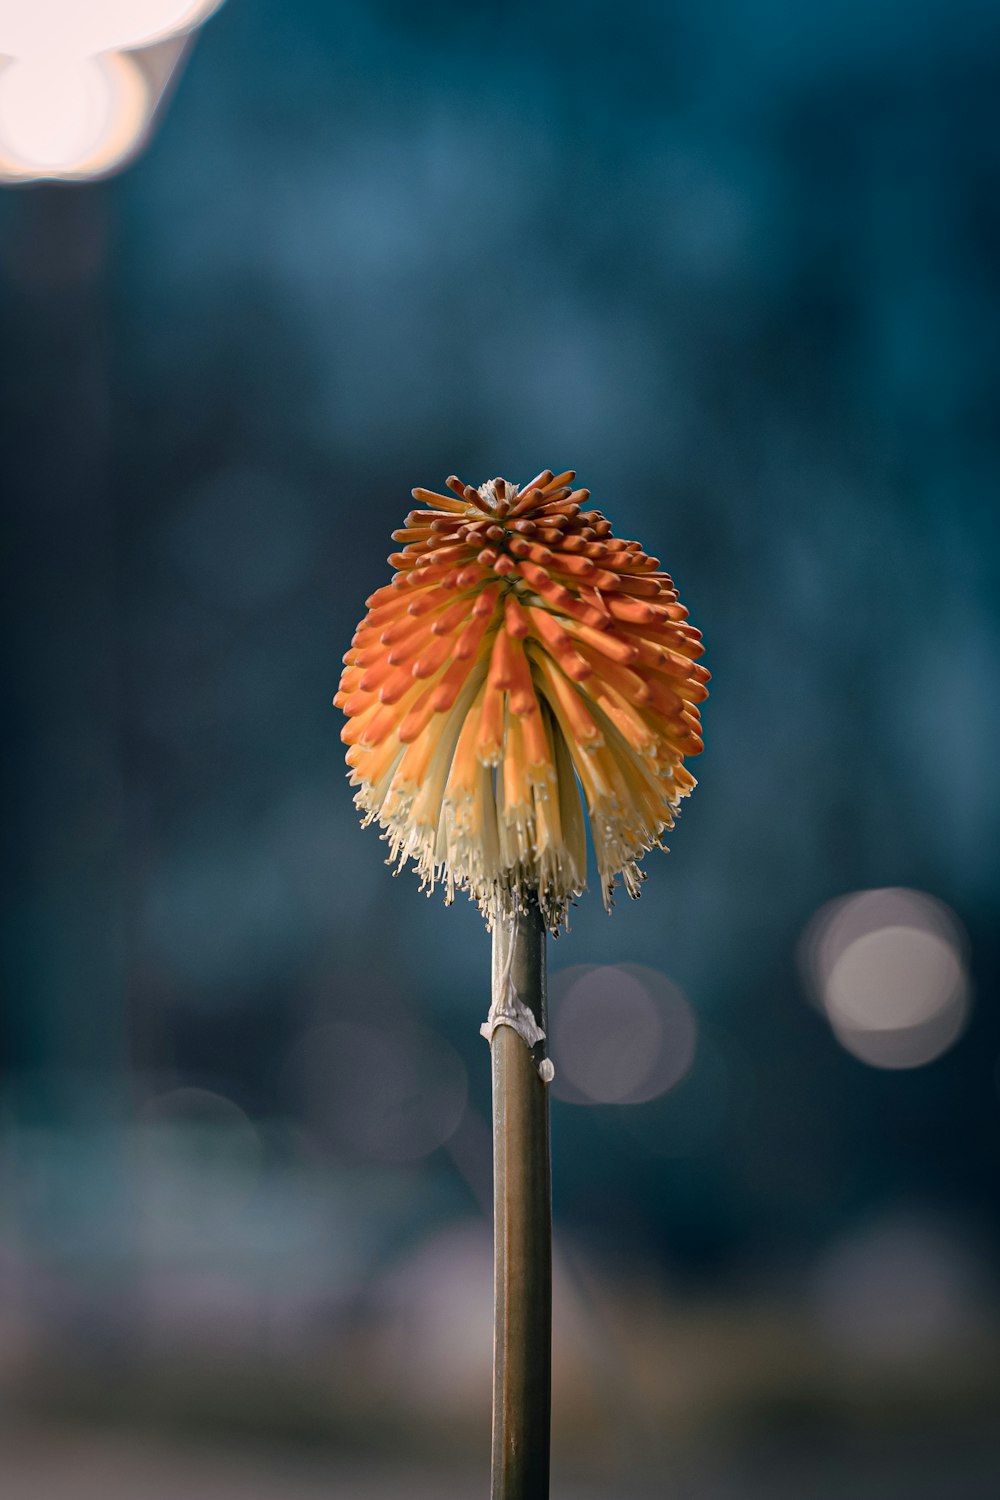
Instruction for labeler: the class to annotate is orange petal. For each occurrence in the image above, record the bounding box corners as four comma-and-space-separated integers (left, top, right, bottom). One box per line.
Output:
563, 620, 639, 666
455, 611, 496, 661
504, 594, 530, 638
532, 653, 603, 749
525, 607, 591, 682
412, 634, 456, 679
475, 684, 505, 762
430, 656, 478, 714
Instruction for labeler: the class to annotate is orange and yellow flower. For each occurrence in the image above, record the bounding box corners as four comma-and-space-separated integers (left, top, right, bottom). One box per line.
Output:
335, 470, 708, 929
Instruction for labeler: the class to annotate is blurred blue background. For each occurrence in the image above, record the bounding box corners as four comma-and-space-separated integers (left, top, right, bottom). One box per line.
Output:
1, 0, 999, 1495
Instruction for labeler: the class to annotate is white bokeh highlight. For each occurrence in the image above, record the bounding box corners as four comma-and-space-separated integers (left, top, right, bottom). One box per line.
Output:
550, 964, 697, 1105
0, 52, 147, 176
0, 2, 224, 59
0, 0, 225, 180
800, 887, 971, 1069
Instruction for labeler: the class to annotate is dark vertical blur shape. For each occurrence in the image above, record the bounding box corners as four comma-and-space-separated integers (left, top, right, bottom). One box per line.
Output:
0, 186, 128, 1131
491, 899, 551, 1500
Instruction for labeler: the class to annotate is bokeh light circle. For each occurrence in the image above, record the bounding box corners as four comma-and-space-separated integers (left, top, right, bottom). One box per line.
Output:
827, 926, 964, 1031
0, 52, 148, 179
283, 1021, 468, 1163
0, 1, 225, 58
550, 964, 697, 1105
800, 887, 971, 1069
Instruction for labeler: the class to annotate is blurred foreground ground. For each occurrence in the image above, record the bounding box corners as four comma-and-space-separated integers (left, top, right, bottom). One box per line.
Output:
0, 1205, 997, 1498
2, 1414, 999, 1500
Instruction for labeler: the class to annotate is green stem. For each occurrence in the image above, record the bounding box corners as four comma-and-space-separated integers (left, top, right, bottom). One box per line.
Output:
489, 897, 551, 1500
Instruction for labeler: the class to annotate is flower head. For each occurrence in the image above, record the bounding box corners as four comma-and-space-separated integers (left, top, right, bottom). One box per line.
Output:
335, 470, 708, 929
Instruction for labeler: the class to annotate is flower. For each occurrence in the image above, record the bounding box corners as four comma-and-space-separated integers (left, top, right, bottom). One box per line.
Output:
335, 470, 708, 929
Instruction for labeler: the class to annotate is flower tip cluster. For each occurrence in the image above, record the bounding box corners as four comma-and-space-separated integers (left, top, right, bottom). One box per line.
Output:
335, 470, 708, 929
